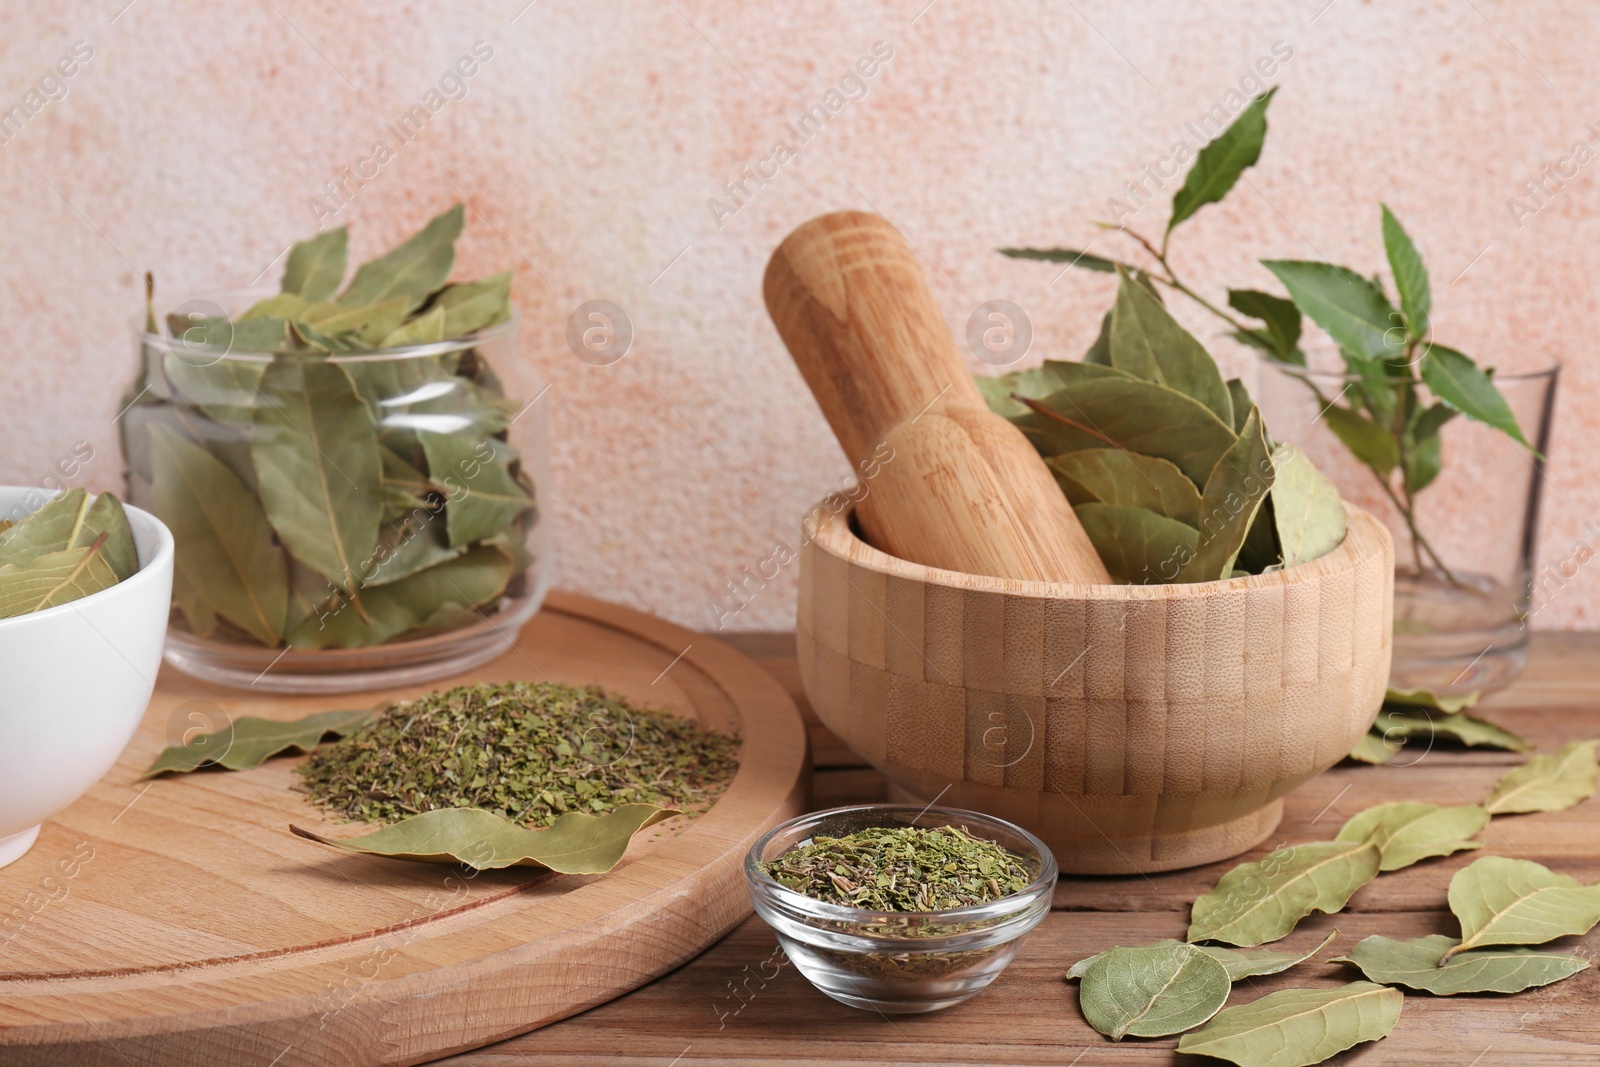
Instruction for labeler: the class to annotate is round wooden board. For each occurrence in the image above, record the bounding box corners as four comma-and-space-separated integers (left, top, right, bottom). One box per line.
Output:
0, 591, 808, 1067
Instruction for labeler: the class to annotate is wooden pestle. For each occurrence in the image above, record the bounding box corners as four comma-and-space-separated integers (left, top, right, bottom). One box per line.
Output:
764, 211, 1112, 585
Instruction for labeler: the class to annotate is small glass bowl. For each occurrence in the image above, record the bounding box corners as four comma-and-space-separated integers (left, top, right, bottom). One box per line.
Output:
744, 804, 1058, 1014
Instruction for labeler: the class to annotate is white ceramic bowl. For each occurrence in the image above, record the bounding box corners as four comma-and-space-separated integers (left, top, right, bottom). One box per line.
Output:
0, 487, 173, 868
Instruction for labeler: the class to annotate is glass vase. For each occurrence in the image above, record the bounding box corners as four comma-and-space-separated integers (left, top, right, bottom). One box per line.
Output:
1255, 356, 1557, 698
120, 293, 551, 694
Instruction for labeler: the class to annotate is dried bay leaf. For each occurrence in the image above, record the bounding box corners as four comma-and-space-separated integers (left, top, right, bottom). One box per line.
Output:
163, 351, 266, 424
1372, 707, 1531, 753
1335, 801, 1487, 871
1347, 731, 1400, 764
1333, 933, 1589, 996
241, 293, 311, 322
151, 425, 288, 645
1067, 932, 1336, 984
252, 355, 383, 601
431, 270, 513, 337
0, 536, 119, 618
380, 304, 447, 347
1174, 981, 1401, 1067
1225, 377, 1254, 433
339, 203, 464, 308
0, 487, 90, 562
1180, 407, 1273, 583
1078, 940, 1231, 1040
1385, 684, 1479, 714
141, 708, 374, 778
1444, 856, 1600, 959
285, 544, 510, 649
1268, 444, 1346, 568
1188, 840, 1380, 947
1074, 503, 1198, 585
421, 433, 532, 547
0, 489, 133, 580
1047, 448, 1202, 525
301, 297, 410, 346
1195, 931, 1339, 980
172, 567, 219, 637
290, 803, 679, 874
281, 225, 349, 302
365, 512, 466, 587
1023, 377, 1238, 486
1109, 267, 1233, 426
289, 318, 353, 351
1482, 739, 1600, 815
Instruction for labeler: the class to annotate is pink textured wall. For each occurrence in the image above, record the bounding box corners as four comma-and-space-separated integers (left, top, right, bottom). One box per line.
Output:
3, 0, 1597, 631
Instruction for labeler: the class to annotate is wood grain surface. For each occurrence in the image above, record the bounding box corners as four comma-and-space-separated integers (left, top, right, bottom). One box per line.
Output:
452, 632, 1600, 1067
763, 211, 1110, 585
797, 503, 1394, 874
0, 592, 808, 1067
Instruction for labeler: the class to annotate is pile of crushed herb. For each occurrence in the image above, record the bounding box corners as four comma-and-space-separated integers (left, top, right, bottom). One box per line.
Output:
297, 681, 740, 827
763, 825, 1033, 911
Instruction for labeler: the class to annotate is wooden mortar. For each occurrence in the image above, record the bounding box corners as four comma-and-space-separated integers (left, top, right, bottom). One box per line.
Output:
764, 210, 1111, 585
796, 504, 1394, 874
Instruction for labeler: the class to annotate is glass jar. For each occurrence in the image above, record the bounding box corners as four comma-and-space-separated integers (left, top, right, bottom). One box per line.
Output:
1255, 355, 1557, 697
120, 292, 551, 693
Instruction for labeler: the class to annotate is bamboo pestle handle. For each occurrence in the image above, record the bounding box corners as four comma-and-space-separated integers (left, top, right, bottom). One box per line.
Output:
763, 211, 1112, 585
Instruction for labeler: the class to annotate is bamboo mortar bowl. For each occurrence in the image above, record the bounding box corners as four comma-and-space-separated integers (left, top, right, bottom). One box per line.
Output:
796, 503, 1394, 875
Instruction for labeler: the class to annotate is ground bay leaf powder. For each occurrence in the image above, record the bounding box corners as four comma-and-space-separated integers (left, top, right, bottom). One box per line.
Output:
298, 681, 740, 827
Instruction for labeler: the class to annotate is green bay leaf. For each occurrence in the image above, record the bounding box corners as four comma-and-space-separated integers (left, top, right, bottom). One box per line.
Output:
1261, 260, 1404, 362
151, 424, 288, 645
1188, 840, 1380, 947
1321, 404, 1398, 476
1483, 739, 1600, 815
1335, 801, 1487, 872
1228, 288, 1302, 364
1420, 343, 1533, 449
1380, 205, 1431, 339
1445, 855, 1600, 959
1079, 940, 1230, 1040
141, 708, 374, 778
290, 803, 679, 873
1175, 981, 1402, 1067
252, 355, 383, 599
1168, 87, 1275, 232
997, 246, 1119, 272
1333, 933, 1589, 996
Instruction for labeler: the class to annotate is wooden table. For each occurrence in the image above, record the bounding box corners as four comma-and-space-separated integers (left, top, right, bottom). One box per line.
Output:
441, 633, 1600, 1066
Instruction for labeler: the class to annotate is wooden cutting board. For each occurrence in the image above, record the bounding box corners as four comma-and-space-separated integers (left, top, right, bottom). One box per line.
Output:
0, 591, 807, 1067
